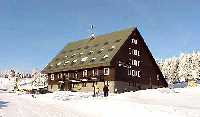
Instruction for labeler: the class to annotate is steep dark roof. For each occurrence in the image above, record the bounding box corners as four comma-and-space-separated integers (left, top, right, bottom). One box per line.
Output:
42, 27, 135, 73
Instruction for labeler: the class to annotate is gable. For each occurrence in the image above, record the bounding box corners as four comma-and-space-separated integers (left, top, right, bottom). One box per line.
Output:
111, 28, 168, 87
42, 28, 135, 73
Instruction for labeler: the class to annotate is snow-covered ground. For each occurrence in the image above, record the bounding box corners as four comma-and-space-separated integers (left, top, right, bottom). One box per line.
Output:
1, 88, 200, 117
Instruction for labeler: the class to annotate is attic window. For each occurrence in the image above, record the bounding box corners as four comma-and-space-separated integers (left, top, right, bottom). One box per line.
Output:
104, 42, 109, 45
81, 57, 88, 62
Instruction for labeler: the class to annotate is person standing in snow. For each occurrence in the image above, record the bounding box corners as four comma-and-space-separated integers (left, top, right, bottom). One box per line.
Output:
103, 85, 109, 97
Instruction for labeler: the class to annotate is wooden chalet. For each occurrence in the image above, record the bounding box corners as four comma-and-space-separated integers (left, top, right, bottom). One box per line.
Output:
42, 27, 168, 93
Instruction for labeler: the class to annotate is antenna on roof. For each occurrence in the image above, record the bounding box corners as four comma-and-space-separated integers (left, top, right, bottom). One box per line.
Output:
89, 25, 95, 40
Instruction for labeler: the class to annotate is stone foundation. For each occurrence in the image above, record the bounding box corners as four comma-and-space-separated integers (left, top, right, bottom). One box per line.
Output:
48, 81, 161, 93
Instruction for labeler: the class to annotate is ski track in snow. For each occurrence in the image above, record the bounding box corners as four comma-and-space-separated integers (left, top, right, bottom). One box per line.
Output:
1, 88, 200, 117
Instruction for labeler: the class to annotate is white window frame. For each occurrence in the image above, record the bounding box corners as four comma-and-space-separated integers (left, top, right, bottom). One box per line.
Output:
132, 70, 137, 76
51, 74, 54, 80
131, 39, 138, 44
75, 72, 78, 78
138, 71, 141, 77
134, 60, 138, 66
138, 61, 140, 67
138, 51, 140, 56
60, 73, 63, 78
104, 68, 110, 75
128, 69, 132, 76
92, 69, 98, 76
83, 70, 88, 77
129, 48, 131, 54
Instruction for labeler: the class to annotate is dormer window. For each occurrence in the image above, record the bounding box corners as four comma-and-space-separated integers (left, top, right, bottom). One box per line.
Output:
111, 46, 115, 49
72, 59, 77, 63
98, 48, 104, 53
109, 46, 115, 51
88, 51, 94, 55
81, 57, 88, 62
103, 55, 109, 59
65, 61, 70, 64
71, 54, 76, 58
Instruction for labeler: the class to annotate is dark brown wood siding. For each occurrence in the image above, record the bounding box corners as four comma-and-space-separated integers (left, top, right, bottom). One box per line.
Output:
111, 28, 168, 88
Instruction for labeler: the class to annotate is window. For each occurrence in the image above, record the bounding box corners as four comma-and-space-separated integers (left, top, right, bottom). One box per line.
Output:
118, 61, 123, 67
83, 70, 88, 77
132, 60, 140, 66
132, 49, 140, 56
92, 69, 98, 76
132, 70, 137, 76
104, 68, 110, 75
129, 48, 131, 54
132, 70, 141, 77
128, 69, 132, 75
138, 71, 141, 77
66, 73, 69, 78
189, 59, 192, 63
131, 39, 137, 44
157, 74, 159, 80
75, 72, 78, 79
51, 74, 54, 80
60, 73, 63, 79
